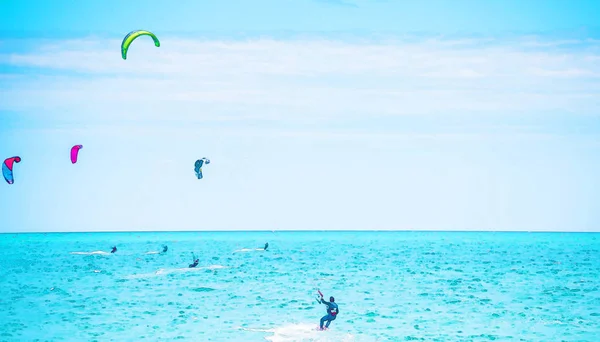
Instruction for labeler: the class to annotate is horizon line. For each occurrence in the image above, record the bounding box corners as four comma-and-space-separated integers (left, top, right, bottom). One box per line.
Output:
1, 28, 599, 40
1, 229, 598, 234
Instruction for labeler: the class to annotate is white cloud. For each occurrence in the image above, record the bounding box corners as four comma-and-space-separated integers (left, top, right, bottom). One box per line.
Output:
0, 35, 599, 126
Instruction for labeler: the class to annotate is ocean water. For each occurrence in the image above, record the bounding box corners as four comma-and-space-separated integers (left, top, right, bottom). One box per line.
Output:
0, 231, 599, 341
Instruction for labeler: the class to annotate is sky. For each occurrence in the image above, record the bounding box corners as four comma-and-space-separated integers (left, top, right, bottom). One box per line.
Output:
0, 0, 599, 232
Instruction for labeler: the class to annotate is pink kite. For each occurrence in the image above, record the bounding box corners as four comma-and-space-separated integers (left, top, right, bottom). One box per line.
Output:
71, 145, 83, 164
3, 156, 21, 184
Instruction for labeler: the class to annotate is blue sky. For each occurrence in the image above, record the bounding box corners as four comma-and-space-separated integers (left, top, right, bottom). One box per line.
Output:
1, 0, 599, 232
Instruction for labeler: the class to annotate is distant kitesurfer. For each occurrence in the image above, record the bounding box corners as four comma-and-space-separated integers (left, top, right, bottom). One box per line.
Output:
318, 293, 339, 330
264, 242, 269, 251
162, 245, 168, 253
111, 246, 117, 254
189, 259, 199, 268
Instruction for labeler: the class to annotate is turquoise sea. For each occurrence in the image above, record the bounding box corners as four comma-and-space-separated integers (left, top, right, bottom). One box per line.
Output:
0, 231, 598, 341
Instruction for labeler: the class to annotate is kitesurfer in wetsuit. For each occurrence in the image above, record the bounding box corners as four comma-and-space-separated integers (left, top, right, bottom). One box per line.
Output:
318, 294, 339, 330
189, 259, 199, 268
264, 242, 269, 251
162, 245, 168, 253
110, 246, 117, 254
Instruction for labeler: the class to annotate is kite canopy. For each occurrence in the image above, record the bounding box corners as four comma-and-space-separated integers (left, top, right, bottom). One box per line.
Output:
194, 158, 210, 179
2, 156, 21, 184
121, 30, 160, 60
71, 145, 83, 164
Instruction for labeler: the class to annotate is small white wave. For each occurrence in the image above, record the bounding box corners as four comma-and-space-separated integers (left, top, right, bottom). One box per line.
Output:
204, 264, 229, 270
236, 326, 271, 333
238, 323, 355, 342
317, 277, 335, 281
70, 251, 110, 255
124, 273, 157, 279
124, 264, 230, 279
233, 248, 266, 253
160, 264, 229, 273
